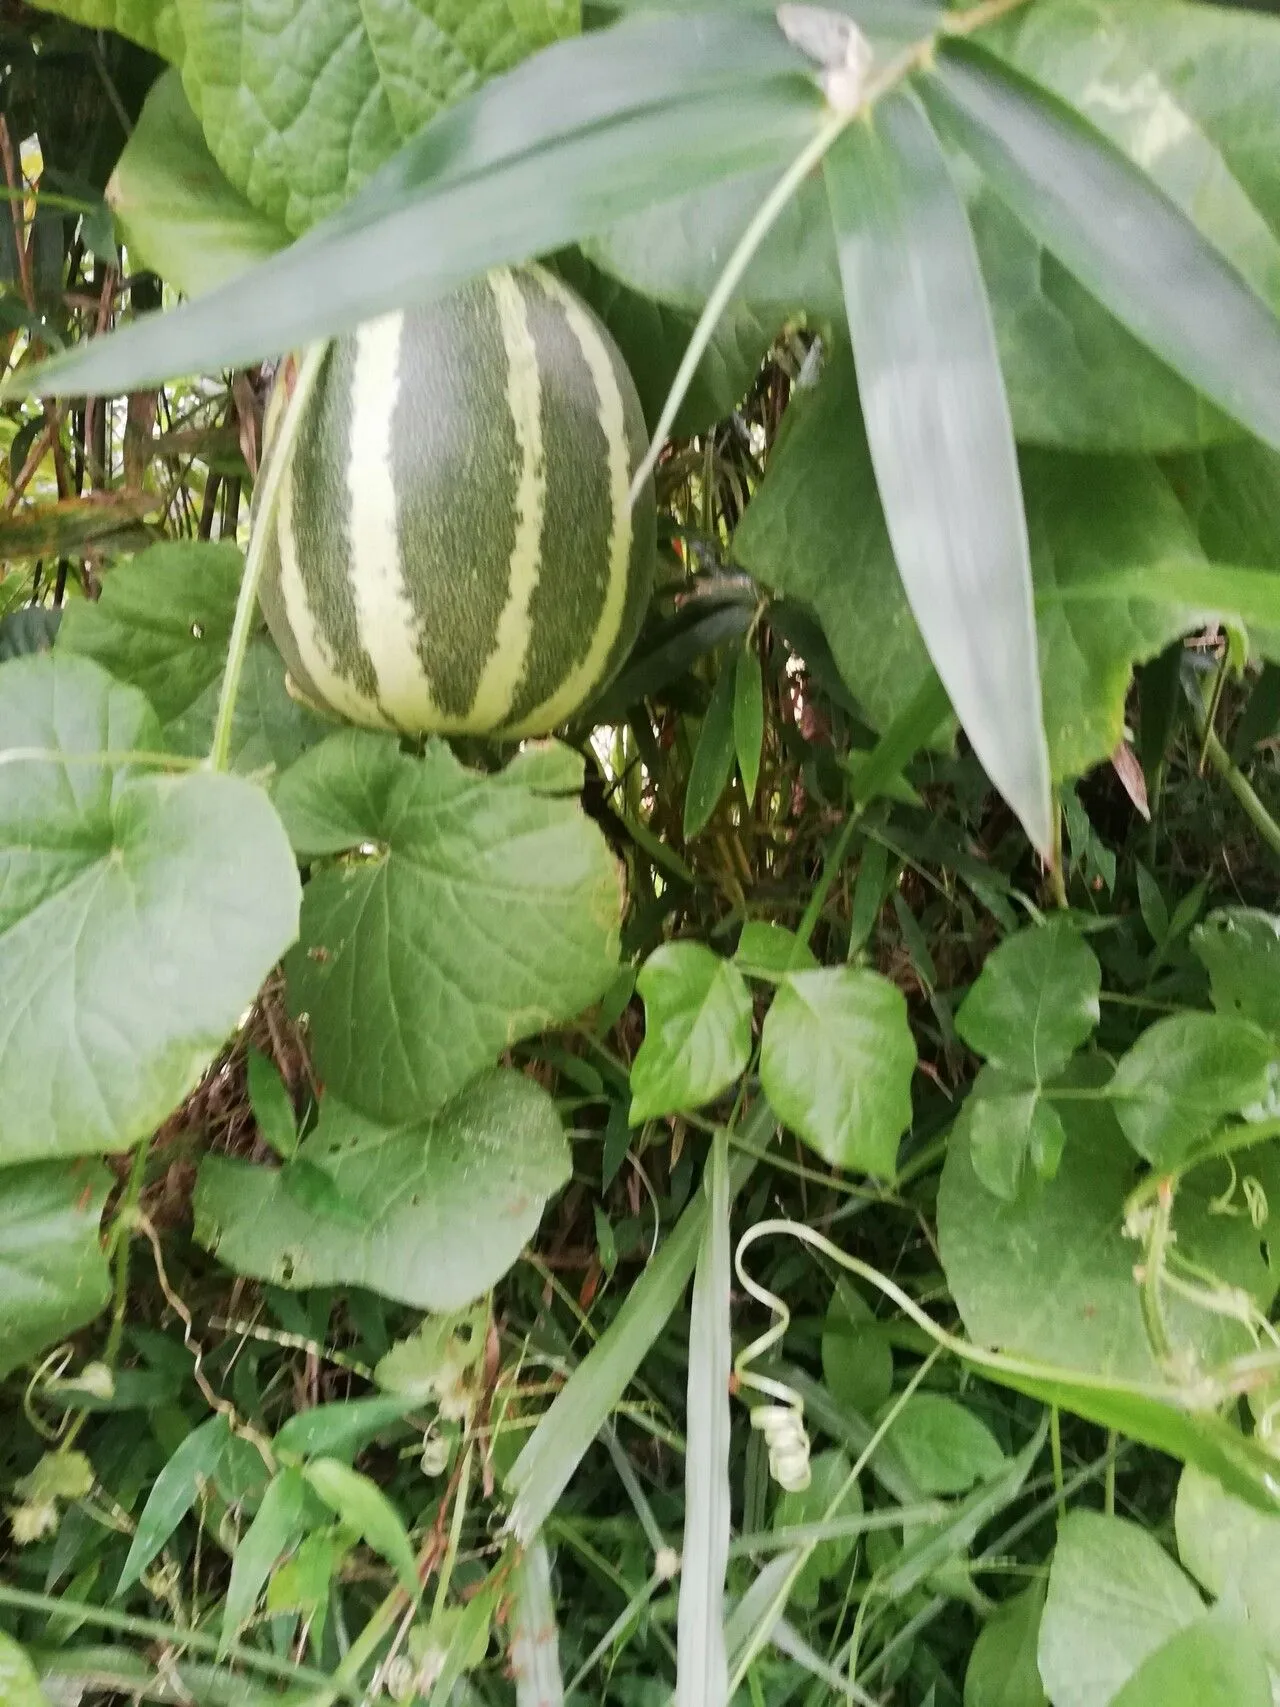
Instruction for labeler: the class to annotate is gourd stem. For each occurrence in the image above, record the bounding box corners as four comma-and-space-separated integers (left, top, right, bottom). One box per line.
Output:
206, 342, 328, 772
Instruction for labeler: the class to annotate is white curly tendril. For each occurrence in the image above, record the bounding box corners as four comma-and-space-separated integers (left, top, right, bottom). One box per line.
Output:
733, 1227, 812, 1493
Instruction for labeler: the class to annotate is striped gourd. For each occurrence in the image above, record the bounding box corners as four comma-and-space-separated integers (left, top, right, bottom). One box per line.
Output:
256, 264, 656, 738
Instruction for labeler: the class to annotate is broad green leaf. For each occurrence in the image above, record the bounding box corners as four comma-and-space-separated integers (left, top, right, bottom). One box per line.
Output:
875, 1394, 1005, 1497
773, 1449, 861, 1610
106, 70, 291, 294
26, 0, 181, 58
220, 1466, 309, 1650
734, 922, 819, 981
56, 540, 329, 774
1109, 1621, 1270, 1707
274, 731, 620, 1126
675, 1131, 731, 1707
923, 42, 1280, 454
16, 14, 822, 396
733, 342, 937, 741
0, 1161, 111, 1382
1176, 1463, 1280, 1668
1192, 910, 1280, 1039
629, 943, 752, 1125
273, 1393, 422, 1460
117, 1415, 231, 1596
0, 655, 301, 1164
982, 0, 1280, 314
684, 666, 737, 840
956, 920, 1101, 1082
937, 1058, 1280, 1383
1022, 451, 1219, 781
825, 91, 1050, 852
55, 543, 243, 718
1038, 1512, 1206, 1707
759, 968, 916, 1176
733, 647, 764, 808
821, 1279, 893, 1419
245, 1048, 297, 1162
0, 1633, 52, 1707
968, 188, 1232, 453
964, 1583, 1047, 1707
1109, 1013, 1277, 1168
967, 1077, 1068, 1201
735, 355, 1228, 781
179, 0, 581, 236
196, 1070, 569, 1311
303, 1456, 419, 1599
554, 247, 773, 439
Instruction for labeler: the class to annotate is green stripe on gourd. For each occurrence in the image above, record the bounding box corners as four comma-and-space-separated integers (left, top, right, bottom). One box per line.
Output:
256, 263, 656, 739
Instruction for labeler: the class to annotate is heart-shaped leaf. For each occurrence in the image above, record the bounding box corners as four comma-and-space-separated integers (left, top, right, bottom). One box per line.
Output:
759, 968, 916, 1176
274, 731, 619, 1125
0, 654, 301, 1163
195, 1068, 570, 1310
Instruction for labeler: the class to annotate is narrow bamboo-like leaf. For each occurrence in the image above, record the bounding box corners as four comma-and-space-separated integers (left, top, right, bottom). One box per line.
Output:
510, 1537, 565, 1707
273, 1394, 423, 1461
220, 1468, 309, 1652
14, 15, 822, 398
675, 1131, 732, 1707
734, 647, 764, 806
684, 665, 739, 839
116, 1416, 229, 1597
922, 42, 1280, 455
824, 94, 1051, 853
303, 1458, 419, 1599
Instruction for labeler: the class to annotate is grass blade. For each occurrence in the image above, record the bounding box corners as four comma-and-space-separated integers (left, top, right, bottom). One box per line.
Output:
510, 1537, 565, 1707
825, 91, 1051, 855
16, 15, 821, 398
506, 1109, 770, 1543
674, 1130, 732, 1707
922, 41, 1280, 455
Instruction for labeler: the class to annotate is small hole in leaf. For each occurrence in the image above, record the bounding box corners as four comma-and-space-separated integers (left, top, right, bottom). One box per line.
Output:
279, 1253, 297, 1283
191, 622, 204, 639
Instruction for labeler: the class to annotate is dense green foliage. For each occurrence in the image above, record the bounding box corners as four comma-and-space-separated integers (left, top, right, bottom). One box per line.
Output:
5, 0, 1280, 1702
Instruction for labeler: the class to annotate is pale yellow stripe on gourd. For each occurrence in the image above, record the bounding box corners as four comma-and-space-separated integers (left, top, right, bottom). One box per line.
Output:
508, 263, 634, 738
346, 312, 444, 729
468, 268, 548, 730
276, 453, 389, 728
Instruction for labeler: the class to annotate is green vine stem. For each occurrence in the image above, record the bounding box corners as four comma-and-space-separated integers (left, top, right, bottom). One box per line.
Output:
1200, 722, 1280, 861
0, 1584, 354, 1700
206, 341, 329, 772
733, 1217, 1269, 1416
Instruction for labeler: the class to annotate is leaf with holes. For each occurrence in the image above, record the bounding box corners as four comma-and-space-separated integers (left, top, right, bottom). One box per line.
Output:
195, 1069, 570, 1311
1192, 910, 1280, 1040
0, 654, 301, 1165
274, 731, 619, 1126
